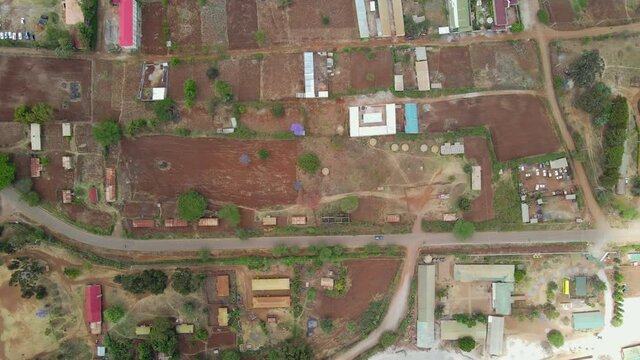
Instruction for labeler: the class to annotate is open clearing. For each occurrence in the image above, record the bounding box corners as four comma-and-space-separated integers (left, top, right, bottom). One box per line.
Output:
332, 49, 393, 93
424, 94, 561, 161
464, 137, 495, 221
315, 258, 401, 320
542, 0, 638, 29
120, 136, 300, 209
0, 56, 92, 122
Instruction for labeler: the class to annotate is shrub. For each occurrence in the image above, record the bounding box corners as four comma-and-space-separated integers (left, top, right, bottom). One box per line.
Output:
457, 197, 471, 212
271, 103, 285, 117
215, 80, 234, 103
176, 128, 191, 137
63, 267, 81, 278
14, 103, 54, 124
21, 190, 40, 206
124, 119, 149, 137
321, 16, 330, 25
458, 336, 476, 352
177, 191, 207, 222
154, 98, 177, 122
114, 270, 168, 294
104, 305, 125, 323
537, 9, 550, 24
514, 268, 526, 283
221, 350, 241, 360
453, 220, 474, 240
404, 15, 430, 37
255, 30, 266, 46
277, 0, 292, 8
567, 50, 604, 88
93, 119, 122, 147
339, 196, 359, 213
297, 152, 321, 174
183, 79, 197, 109
379, 331, 398, 348
257, 149, 270, 160
0, 153, 17, 190
219, 204, 241, 228
547, 330, 564, 348
510, 22, 524, 33
194, 328, 208, 341
320, 319, 333, 333
206, 66, 219, 80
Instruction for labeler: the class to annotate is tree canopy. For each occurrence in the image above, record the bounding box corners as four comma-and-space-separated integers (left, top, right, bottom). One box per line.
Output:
547, 330, 564, 348
600, 96, 628, 189
171, 268, 205, 295
567, 50, 604, 88
453, 220, 475, 240
154, 98, 177, 122
177, 190, 207, 222
0, 153, 16, 190
14, 103, 54, 124
104, 305, 125, 323
297, 152, 321, 174
92, 119, 122, 147
219, 204, 241, 228
149, 318, 178, 357
114, 269, 168, 294
267, 337, 314, 360
458, 336, 476, 352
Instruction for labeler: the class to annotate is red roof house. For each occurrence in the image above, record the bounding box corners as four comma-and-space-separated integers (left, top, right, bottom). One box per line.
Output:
493, 0, 518, 29
30, 157, 42, 178
118, 0, 140, 50
85, 284, 102, 334
89, 187, 98, 204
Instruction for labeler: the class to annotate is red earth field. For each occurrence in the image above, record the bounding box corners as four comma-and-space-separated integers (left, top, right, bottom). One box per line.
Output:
315, 258, 400, 320
120, 136, 300, 209
332, 49, 393, 93
463, 137, 495, 222
141, 3, 166, 55
425, 94, 561, 161
0, 55, 91, 122
427, 46, 474, 88
227, 0, 258, 49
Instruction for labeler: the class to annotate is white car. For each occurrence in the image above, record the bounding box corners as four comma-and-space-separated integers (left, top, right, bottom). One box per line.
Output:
17, 32, 22, 40
20, 18, 25, 25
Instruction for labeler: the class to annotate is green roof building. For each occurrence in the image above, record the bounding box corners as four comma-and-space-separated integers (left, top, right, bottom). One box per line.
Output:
572, 311, 604, 331
575, 276, 587, 298
492, 282, 515, 315
447, 0, 472, 32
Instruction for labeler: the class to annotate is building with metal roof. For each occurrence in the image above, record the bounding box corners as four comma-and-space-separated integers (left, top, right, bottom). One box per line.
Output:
628, 253, 640, 262
391, 0, 405, 36
622, 344, 640, 360
454, 264, 515, 282
354, 0, 370, 38
415, 60, 431, 91
549, 157, 569, 169
415, 47, 428, 61
471, 166, 482, 191
85, 284, 102, 335
492, 282, 515, 315
404, 103, 419, 134
394, 75, 404, 91
486, 315, 505, 356
440, 320, 487, 340
198, 218, 219, 227
349, 104, 397, 137
303, 52, 316, 98
176, 324, 194, 334
447, 0, 472, 32
521, 203, 530, 223
572, 311, 604, 331
119, 0, 141, 50
417, 265, 436, 348
574, 276, 587, 298
440, 142, 464, 155
30, 123, 41, 151
252, 278, 290, 291
62, 123, 72, 137
378, 0, 392, 36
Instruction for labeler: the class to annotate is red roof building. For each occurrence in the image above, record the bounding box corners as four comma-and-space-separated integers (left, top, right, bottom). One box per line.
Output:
85, 284, 102, 334
118, 0, 141, 50
132, 219, 155, 228
89, 187, 98, 204
493, 0, 518, 29
105, 168, 116, 203
30, 157, 41, 178
164, 219, 188, 228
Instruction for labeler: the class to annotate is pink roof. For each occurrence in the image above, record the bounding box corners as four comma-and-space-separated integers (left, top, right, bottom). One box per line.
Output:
89, 187, 98, 203
85, 285, 102, 324
119, 0, 134, 47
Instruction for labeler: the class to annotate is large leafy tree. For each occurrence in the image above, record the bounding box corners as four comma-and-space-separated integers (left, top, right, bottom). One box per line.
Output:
567, 50, 605, 88
219, 204, 241, 228
113, 269, 168, 294
0, 153, 16, 189
149, 318, 178, 357
93, 119, 122, 147
177, 190, 207, 222
547, 330, 564, 348
170, 268, 205, 295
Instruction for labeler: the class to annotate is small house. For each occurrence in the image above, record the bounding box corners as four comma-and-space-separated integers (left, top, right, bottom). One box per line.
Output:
105, 168, 116, 203
89, 187, 98, 204
62, 156, 73, 170
30, 157, 41, 178
62, 123, 72, 137
164, 219, 188, 228
572, 311, 604, 331
291, 216, 307, 225
321, 278, 334, 290
30, 123, 42, 151
62, 190, 73, 204
262, 216, 277, 226
132, 219, 154, 228
385, 214, 401, 223
198, 218, 219, 227
443, 213, 458, 222
217, 307, 229, 327
176, 324, 194, 334
135, 325, 151, 335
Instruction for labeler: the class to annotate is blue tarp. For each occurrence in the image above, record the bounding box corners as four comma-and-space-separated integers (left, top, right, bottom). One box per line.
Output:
404, 103, 419, 134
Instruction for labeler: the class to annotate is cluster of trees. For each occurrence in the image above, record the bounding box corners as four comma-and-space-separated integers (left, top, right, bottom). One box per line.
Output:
93, 119, 122, 148
567, 50, 605, 88
453, 313, 487, 328
403, 15, 430, 38
15, 178, 40, 206
7, 257, 47, 299
154, 98, 178, 122
358, 300, 387, 336
297, 152, 321, 174
547, 329, 564, 348
215, 80, 234, 104
124, 118, 151, 138
43, 26, 74, 57
576, 82, 611, 126
219, 204, 241, 228
458, 336, 476, 352
325, 264, 348, 297
265, 337, 313, 359
177, 190, 207, 222
14, 103, 54, 124
600, 97, 629, 189
114, 269, 168, 295
0, 153, 16, 190
183, 79, 197, 109
612, 269, 625, 327
170, 268, 205, 295
78, 0, 98, 49
104, 318, 178, 360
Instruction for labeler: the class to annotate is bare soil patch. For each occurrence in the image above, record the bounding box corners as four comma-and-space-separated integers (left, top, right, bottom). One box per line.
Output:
61, 203, 114, 230
464, 137, 495, 221
424, 95, 561, 161
227, 0, 258, 49
14, 151, 73, 202
427, 46, 474, 89
120, 136, 300, 209
0, 123, 25, 146
586, 0, 629, 24
315, 258, 401, 320
0, 55, 91, 122
262, 54, 304, 100
469, 40, 541, 89
141, 2, 167, 55
167, 0, 202, 53
217, 58, 261, 101
332, 50, 393, 93
93, 60, 122, 121
543, 0, 576, 26
240, 106, 302, 134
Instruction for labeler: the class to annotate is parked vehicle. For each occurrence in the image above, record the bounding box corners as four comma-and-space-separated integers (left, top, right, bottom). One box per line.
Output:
374, 235, 384, 241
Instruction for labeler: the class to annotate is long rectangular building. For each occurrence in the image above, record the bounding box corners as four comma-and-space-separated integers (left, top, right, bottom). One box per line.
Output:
417, 265, 436, 348
453, 264, 515, 282
251, 278, 290, 291
252, 296, 291, 309
486, 315, 505, 356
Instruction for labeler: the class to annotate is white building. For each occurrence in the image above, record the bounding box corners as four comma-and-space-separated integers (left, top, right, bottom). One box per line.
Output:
349, 104, 397, 137
471, 166, 481, 191
440, 142, 464, 155
30, 123, 41, 151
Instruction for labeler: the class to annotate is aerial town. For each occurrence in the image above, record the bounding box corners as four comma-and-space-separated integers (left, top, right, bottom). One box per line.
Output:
0, 0, 640, 359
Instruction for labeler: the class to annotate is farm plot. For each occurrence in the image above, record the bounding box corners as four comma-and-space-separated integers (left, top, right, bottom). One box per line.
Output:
217, 58, 262, 102
227, 0, 258, 49
541, 0, 576, 27
0, 56, 91, 122
469, 40, 542, 89
93, 60, 122, 121
239, 105, 304, 134
166, 62, 215, 103
262, 53, 305, 100
166, 0, 203, 53
120, 136, 300, 209
314, 259, 401, 320
141, 2, 166, 54
256, 0, 358, 46
0, 123, 25, 147
427, 46, 474, 89
332, 49, 393, 93
464, 137, 495, 222
542, 0, 636, 29
424, 94, 561, 161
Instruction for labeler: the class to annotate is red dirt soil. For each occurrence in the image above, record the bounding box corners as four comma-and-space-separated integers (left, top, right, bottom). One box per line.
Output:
141, 3, 166, 55
218, 59, 261, 101
227, 0, 258, 50
586, 0, 628, 23
427, 47, 474, 88
14, 151, 73, 202
62, 203, 114, 230
425, 94, 561, 161
315, 258, 401, 320
0, 56, 91, 122
262, 53, 304, 100
544, 0, 576, 25
463, 137, 495, 222
332, 50, 393, 93
120, 136, 300, 209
